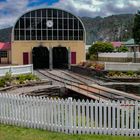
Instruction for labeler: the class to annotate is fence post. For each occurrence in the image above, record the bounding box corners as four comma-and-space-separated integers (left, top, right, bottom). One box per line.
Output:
10, 66, 12, 75
95, 100, 98, 134
104, 62, 106, 71
73, 99, 77, 134
77, 99, 81, 134
130, 100, 134, 136
134, 101, 138, 136
121, 100, 125, 136
68, 97, 73, 134
31, 64, 34, 74
117, 100, 120, 135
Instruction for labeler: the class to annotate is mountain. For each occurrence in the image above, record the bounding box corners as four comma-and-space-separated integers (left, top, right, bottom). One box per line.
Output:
81, 14, 134, 44
0, 14, 134, 44
0, 27, 12, 42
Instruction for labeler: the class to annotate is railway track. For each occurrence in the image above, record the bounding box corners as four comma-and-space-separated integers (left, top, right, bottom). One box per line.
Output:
37, 69, 140, 101
58, 70, 100, 85
38, 69, 86, 85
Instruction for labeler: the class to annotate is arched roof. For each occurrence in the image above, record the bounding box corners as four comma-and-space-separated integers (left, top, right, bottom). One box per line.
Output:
12, 7, 86, 42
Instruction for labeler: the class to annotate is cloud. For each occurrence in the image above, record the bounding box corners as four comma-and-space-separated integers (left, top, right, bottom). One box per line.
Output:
0, 0, 48, 29
52, 0, 140, 17
0, 0, 29, 28
0, 0, 140, 29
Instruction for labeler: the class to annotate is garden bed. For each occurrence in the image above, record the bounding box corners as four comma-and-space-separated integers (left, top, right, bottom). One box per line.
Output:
0, 80, 52, 92
71, 65, 106, 78
106, 71, 140, 82
0, 72, 53, 90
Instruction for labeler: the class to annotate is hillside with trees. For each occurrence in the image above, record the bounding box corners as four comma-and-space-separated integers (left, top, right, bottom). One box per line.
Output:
81, 14, 134, 44
133, 10, 140, 44
0, 27, 12, 42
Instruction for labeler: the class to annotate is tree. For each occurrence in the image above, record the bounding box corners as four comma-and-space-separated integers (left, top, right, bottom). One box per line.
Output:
133, 10, 140, 44
88, 41, 114, 59
117, 45, 128, 52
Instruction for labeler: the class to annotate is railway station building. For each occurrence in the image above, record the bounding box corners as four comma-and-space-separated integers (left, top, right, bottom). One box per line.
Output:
11, 7, 86, 69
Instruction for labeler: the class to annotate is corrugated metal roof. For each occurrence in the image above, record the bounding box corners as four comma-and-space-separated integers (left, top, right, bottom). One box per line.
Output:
124, 38, 135, 45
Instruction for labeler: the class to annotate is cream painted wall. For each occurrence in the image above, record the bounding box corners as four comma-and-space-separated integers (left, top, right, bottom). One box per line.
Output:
11, 41, 85, 65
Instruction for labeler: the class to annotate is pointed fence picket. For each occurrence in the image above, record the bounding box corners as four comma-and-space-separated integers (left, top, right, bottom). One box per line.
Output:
0, 93, 140, 136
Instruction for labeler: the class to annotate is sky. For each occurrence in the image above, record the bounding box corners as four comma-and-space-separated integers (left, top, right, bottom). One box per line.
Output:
0, 0, 140, 29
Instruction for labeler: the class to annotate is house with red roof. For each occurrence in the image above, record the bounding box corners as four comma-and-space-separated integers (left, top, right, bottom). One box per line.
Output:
111, 41, 122, 48
0, 42, 11, 64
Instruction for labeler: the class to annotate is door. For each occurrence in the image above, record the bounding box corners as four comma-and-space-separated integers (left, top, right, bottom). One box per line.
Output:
71, 52, 76, 64
23, 52, 29, 65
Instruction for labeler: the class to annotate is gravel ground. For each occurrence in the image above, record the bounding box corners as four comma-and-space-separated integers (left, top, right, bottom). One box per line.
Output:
1, 84, 60, 95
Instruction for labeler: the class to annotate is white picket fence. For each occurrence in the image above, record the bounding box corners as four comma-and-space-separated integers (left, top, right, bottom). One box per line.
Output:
0, 64, 33, 76
104, 62, 140, 71
0, 93, 140, 136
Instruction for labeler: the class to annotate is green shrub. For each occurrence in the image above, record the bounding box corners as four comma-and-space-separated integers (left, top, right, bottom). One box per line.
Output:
107, 70, 137, 78
0, 79, 6, 87
0, 72, 13, 87
90, 55, 97, 61
16, 74, 39, 84
17, 75, 26, 84
86, 53, 90, 60
136, 70, 140, 75
25, 74, 39, 80
3, 72, 12, 82
107, 71, 116, 77
117, 45, 128, 52
126, 71, 134, 76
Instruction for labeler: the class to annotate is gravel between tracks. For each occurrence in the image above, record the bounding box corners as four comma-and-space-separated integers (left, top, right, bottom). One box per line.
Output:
1, 84, 61, 95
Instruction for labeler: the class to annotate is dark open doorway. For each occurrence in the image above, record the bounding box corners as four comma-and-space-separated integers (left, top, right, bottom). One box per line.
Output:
32, 45, 49, 69
53, 46, 68, 69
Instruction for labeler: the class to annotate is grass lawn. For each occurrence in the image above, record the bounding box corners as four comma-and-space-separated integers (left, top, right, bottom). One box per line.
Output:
0, 124, 139, 140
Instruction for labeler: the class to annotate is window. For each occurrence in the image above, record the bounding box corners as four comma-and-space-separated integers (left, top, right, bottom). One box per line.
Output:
31, 11, 35, 17
48, 9, 52, 17
53, 9, 57, 18
48, 30, 52, 40
42, 19, 47, 29
31, 30, 36, 40
20, 30, 25, 40
42, 30, 46, 40
74, 30, 78, 40
25, 12, 30, 18
37, 30, 41, 40
69, 19, 73, 29
64, 19, 68, 29
53, 30, 57, 40
15, 21, 19, 29
25, 18, 30, 29
53, 19, 57, 29
37, 10, 41, 17
26, 30, 30, 40
58, 30, 63, 40
58, 19, 62, 29
42, 9, 46, 17
20, 18, 24, 29
64, 30, 68, 40
58, 10, 62, 17
64, 12, 67, 18
74, 19, 78, 29
0, 51, 7, 57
